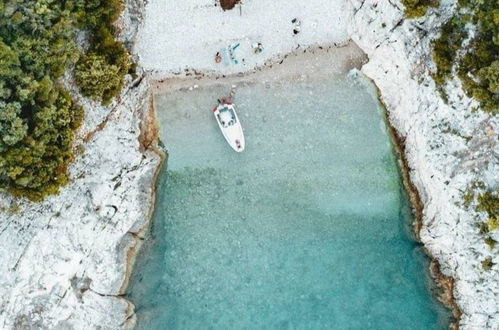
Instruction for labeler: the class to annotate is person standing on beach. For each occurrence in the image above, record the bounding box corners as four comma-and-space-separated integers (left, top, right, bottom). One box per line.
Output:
292, 18, 301, 35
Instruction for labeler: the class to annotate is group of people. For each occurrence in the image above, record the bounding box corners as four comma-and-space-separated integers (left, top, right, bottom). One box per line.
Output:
214, 17, 302, 64
214, 41, 262, 64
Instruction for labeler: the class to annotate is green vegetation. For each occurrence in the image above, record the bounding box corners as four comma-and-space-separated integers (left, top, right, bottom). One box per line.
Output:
0, 201, 20, 215
462, 187, 475, 208
430, 0, 499, 114
0, 0, 129, 200
75, 50, 128, 105
431, 16, 467, 85
484, 237, 496, 250
481, 257, 493, 271
402, 0, 440, 18
477, 189, 499, 232
463, 185, 498, 249
74, 0, 131, 104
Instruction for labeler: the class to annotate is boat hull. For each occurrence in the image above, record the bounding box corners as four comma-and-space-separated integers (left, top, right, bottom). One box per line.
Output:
213, 103, 245, 152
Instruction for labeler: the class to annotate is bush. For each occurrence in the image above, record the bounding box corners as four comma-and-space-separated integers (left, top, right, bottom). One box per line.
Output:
431, 17, 467, 85
488, 217, 499, 232
74, 0, 124, 31
477, 190, 499, 232
75, 52, 128, 105
484, 237, 496, 249
3, 90, 83, 201
481, 257, 493, 271
402, 0, 439, 18
430, 0, 499, 114
74, 1, 130, 105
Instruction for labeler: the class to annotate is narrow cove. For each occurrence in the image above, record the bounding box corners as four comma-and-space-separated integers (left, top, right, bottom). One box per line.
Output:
127, 46, 451, 329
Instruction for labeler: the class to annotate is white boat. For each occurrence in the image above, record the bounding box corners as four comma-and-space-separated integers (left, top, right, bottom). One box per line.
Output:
213, 100, 245, 152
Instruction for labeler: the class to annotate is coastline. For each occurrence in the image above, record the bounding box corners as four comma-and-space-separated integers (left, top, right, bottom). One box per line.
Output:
151, 41, 366, 93
120, 147, 166, 329
130, 41, 454, 328
118, 92, 167, 319
1, 0, 497, 328
128, 39, 456, 326
131, 0, 498, 327
367, 78, 463, 324
378, 91, 462, 326
350, 1, 498, 328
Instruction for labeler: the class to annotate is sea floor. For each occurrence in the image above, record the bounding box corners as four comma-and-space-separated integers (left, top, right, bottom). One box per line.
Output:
127, 49, 451, 329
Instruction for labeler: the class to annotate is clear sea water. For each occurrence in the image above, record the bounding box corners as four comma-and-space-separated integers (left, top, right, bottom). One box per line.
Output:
127, 70, 451, 329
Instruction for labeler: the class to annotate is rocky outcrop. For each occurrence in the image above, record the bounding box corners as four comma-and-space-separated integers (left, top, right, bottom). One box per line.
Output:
348, 0, 498, 328
0, 1, 162, 328
0, 75, 161, 329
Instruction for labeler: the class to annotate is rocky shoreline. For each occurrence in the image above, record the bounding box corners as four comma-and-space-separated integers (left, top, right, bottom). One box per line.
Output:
381, 95, 462, 327
0, 0, 497, 329
349, 0, 498, 328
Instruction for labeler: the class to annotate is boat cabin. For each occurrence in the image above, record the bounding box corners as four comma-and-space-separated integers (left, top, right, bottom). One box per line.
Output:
217, 106, 237, 128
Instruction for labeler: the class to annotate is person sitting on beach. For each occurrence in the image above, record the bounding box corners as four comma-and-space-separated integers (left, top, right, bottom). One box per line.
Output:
252, 42, 264, 54
292, 18, 301, 35
215, 52, 222, 63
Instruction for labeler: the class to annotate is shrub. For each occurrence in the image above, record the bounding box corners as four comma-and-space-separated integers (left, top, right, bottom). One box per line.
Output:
402, 0, 440, 18
0, 101, 27, 149
74, 0, 124, 31
75, 52, 128, 105
484, 237, 496, 249
488, 216, 499, 232
1, 88, 83, 201
481, 257, 493, 271
430, 0, 499, 114
431, 16, 468, 85
477, 190, 499, 232
74, 1, 131, 105
462, 187, 474, 208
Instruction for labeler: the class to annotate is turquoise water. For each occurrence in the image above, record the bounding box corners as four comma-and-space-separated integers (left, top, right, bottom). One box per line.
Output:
128, 71, 450, 329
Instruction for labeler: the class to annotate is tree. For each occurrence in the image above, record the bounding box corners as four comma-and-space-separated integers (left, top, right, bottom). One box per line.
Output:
75, 52, 127, 105
0, 0, 128, 200
0, 101, 27, 151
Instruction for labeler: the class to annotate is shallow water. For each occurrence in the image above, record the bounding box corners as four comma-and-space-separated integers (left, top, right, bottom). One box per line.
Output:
128, 70, 450, 329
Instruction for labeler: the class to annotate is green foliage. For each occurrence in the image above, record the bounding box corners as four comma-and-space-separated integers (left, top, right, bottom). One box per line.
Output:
75, 52, 127, 105
477, 189, 499, 232
2, 90, 83, 201
402, 0, 439, 18
74, 0, 124, 31
0, 0, 127, 200
478, 221, 489, 235
463, 185, 499, 250
481, 257, 493, 271
431, 16, 468, 85
462, 187, 474, 208
0, 101, 27, 149
430, 0, 499, 114
74, 0, 130, 104
484, 236, 496, 250
488, 216, 499, 231
0, 201, 20, 215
